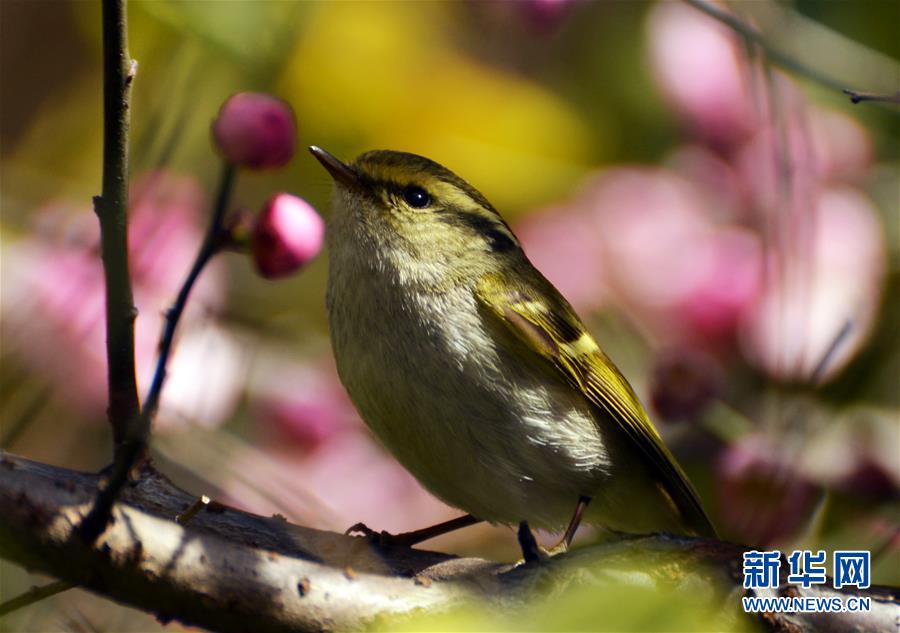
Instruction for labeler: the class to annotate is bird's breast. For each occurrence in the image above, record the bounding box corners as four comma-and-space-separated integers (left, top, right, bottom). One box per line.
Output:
326, 256, 611, 524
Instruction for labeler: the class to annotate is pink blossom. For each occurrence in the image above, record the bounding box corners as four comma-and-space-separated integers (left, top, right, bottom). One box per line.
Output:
223, 426, 457, 535
581, 168, 762, 345
673, 227, 762, 343
740, 186, 886, 384
585, 168, 711, 319
1, 171, 239, 429
665, 145, 745, 223
252, 193, 324, 279
734, 81, 822, 216
212, 93, 297, 169
251, 360, 357, 452
808, 107, 873, 185
646, 1, 757, 144
515, 204, 608, 312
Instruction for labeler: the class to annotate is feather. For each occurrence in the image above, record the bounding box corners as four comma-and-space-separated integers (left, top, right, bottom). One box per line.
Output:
476, 271, 717, 537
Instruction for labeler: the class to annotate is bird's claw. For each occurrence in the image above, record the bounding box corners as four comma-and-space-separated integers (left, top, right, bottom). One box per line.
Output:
517, 521, 550, 564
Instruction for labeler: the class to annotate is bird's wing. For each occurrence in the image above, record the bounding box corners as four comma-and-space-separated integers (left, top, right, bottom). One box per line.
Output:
476, 272, 716, 537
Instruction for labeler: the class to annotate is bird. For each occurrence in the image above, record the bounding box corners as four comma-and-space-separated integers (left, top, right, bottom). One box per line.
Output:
309, 145, 716, 556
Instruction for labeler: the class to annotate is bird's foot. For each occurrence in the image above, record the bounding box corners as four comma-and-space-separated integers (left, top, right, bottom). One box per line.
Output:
544, 538, 570, 557
516, 521, 550, 564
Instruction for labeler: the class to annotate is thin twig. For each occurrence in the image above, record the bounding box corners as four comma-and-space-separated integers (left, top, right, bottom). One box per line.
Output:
142, 162, 237, 421
843, 89, 900, 105
682, 0, 847, 94
809, 319, 853, 385
175, 494, 211, 526
0, 580, 75, 617
77, 0, 140, 545
78, 163, 236, 543
92, 0, 140, 453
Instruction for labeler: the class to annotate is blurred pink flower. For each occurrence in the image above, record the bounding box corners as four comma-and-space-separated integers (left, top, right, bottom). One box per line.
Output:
515, 204, 609, 312
222, 427, 459, 534
740, 186, 886, 384
717, 434, 820, 546
218, 352, 463, 534
251, 360, 357, 452
808, 107, 873, 185
587, 168, 762, 345
665, 145, 745, 223
518, 167, 764, 347
733, 81, 820, 217
252, 193, 324, 279
646, 1, 757, 144
1, 171, 241, 429
674, 227, 763, 343
213, 92, 297, 170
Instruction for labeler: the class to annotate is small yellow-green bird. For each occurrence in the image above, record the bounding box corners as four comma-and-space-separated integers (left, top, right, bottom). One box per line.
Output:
310, 146, 716, 554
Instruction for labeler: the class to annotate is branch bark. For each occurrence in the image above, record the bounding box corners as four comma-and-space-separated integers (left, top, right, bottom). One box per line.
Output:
1, 452, 896, 632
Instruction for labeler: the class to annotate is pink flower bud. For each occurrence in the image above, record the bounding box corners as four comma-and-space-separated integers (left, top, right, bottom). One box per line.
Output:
252, 193, 324, 279
212, 93, 297, 169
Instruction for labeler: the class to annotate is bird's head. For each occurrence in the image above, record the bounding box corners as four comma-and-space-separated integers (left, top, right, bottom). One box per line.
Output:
310, 146, 522, 287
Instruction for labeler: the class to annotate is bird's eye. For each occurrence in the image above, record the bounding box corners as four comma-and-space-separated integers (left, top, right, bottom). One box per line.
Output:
402, 186, 431, 208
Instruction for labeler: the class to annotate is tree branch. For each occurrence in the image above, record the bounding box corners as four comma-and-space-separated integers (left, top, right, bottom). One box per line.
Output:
92, 0, 140, 453
1, 452, 896, 632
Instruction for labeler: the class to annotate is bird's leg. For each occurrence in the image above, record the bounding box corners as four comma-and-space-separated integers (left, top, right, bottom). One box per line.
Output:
345, 514, 481, 548
547, 495, 592, 555
517, 520, 545, 563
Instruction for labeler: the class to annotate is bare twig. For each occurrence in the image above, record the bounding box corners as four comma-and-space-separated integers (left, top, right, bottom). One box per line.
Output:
0, 580, 75, 617
142, 162, 236, 422
175, 494, 210, 526
92, 0, 140, 454
79, 9, 235, 541
78, 0, 143, 545
843, 89, 900, 105
78, 163, 236, 543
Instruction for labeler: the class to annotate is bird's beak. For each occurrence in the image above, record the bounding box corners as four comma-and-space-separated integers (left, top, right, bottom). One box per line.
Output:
309, 146, 359, 188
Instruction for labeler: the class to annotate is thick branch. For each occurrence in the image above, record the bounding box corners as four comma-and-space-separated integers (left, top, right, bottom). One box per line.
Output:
2, 452, 897, 632
92, 0, 140, 452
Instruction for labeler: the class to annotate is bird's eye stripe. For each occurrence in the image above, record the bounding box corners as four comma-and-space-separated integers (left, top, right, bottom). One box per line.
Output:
484, 229, 516, 253
439, 211, 518, 252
